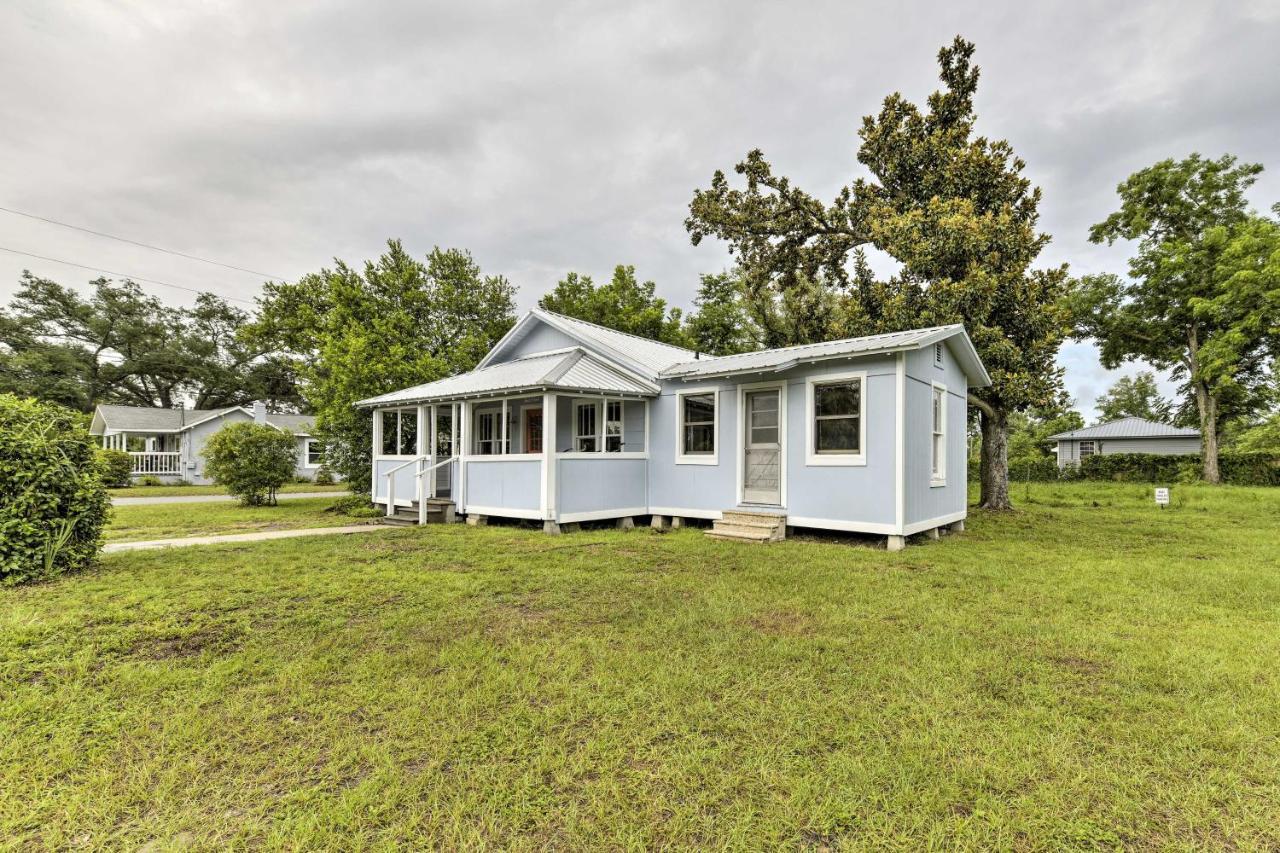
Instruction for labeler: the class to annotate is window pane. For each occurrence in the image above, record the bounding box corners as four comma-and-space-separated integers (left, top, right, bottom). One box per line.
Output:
381, 411, 397, 455
683, 393, 714, 425
815, 382, 860, 417
751, 426, 779, 445
578, 436, 597, 452
684, 424, 714, 454
933, 391, 942, 433
816, 416, 859, 453
399, 412, 418, 455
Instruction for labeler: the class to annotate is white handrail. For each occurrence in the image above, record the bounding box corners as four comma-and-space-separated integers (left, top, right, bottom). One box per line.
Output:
384, 455, 426, 518
415, 456, 457, 523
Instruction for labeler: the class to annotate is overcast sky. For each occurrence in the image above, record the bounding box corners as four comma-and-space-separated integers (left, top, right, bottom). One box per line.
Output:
2, 0, 1277, 419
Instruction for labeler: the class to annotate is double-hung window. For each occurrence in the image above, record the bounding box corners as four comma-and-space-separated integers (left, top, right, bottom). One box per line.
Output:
605, 401, 623, 452
1078, 440, 1096, 459
575, 403, 597, 452
305, 438, 324, 467
931, 384, 946, 485
806, 372, 865, 465
676, 390, 717, 464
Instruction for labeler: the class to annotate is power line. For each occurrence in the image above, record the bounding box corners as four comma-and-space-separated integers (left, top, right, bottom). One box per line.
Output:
0, 204, 285, 280
0, 245, 258, 305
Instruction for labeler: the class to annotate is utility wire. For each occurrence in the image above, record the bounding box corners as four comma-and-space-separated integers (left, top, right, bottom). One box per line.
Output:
0, 245, 257, 305
0, 204, 285, 280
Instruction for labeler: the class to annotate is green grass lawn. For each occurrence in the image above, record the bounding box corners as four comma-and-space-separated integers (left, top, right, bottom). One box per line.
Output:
3, 483, 1279, 848
108, 482, 349, 498
105, 497, 371, 542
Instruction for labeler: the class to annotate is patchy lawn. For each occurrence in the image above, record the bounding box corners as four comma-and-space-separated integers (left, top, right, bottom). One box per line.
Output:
105, 497, 371, 542
108, 482, 349, 498
2, 483, 1278, 848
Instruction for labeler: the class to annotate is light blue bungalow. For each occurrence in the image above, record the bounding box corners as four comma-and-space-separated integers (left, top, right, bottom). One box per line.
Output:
357, 308, 990, 549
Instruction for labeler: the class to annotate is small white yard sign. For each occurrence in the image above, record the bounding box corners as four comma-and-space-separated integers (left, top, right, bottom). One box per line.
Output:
1154, 487, 1170, 508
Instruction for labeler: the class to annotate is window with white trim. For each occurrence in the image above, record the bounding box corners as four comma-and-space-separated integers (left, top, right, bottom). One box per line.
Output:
931, 385, 946, 484
476, 411, 498, 455
814, 379, 861, 453
574, 403, 597, 452
305, 438, 324, 467
678, 391, 717, 461
1078, 440, 1096, 459
605, 401, 623, 452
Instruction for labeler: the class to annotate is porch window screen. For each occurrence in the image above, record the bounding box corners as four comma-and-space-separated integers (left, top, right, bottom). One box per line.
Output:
575, 404, 597, 452
813, 379, 861, 453
381, 411, 398, 455
398, 412, 417, 456
476, 412, 498, 455
681, 393, 715, 455
605, 401, 623, 452
931, 387, 945, 479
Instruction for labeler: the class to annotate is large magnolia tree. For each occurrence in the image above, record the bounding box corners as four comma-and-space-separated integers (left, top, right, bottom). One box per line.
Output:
686, 37, 1071, 509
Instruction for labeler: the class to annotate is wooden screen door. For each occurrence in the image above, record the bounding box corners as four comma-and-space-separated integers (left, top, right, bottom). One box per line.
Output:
743, 389, 781, 504
524, 408, 543, 453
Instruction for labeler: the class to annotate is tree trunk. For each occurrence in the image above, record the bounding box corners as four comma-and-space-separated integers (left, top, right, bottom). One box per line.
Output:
1193, 380, 1221, 484
978, 407, 1012, 510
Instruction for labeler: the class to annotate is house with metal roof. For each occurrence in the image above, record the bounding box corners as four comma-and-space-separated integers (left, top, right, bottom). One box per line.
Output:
89, 401, 327, 484
1048, 416, 1201, 468
357, 308, 991, 550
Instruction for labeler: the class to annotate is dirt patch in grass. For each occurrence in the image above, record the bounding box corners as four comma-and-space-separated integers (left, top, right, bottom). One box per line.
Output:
129, 624, 242, 660
1051, 655, 1105, 676
744, 608, 817, 637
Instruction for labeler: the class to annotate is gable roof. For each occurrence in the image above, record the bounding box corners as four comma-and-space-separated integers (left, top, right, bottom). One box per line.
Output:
478, 308, 695, 380
1048, 416, 1200, 441
91, 405, 314, 436
356, 346, 658, 407
661, 324, 992, 386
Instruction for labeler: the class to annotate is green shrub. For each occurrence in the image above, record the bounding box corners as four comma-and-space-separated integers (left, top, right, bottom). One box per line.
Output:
137, 475, 164, 487
0, 395, 110, 585
326, 494, 381, 518
202, 422, 298, 506
314, 468, 335, 485
97, 448, 134, 488
967, 450, 1280, 485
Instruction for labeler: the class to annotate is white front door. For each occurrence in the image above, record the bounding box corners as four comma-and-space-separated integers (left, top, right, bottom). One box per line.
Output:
743, 388, 782, 505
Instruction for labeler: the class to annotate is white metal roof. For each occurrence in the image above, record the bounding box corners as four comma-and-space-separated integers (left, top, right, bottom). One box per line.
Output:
661, 324, 992, 386
478, 308, 695, 379
356, 347, 658, 407
1049, 417, 1200, 441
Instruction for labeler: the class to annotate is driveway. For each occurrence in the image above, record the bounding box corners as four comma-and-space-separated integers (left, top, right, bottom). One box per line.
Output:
112, 491, 352, 507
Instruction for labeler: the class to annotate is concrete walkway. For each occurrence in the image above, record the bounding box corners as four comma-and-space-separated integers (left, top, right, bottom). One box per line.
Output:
112, 491, 351, 507
103, 524, 389, 553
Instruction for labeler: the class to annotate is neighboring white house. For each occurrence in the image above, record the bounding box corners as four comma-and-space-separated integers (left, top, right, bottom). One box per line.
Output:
89, 401, 326, 484
357, 308, 991, 550
1048, 416, 1202, 468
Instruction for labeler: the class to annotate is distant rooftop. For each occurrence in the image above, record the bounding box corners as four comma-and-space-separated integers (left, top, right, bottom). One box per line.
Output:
1049, 416, 1200, 441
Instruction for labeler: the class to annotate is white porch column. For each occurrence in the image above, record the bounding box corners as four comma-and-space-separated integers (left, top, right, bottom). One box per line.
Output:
371, 408, 382, 501
427, 404, 437, 499
458, 401, 470, 512
500, 398, 509, 455
597, 395, 604, 453
542, 391, 556, 521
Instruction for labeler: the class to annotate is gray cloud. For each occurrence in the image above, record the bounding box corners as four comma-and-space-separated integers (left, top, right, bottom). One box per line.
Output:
2, 0, 1277, 420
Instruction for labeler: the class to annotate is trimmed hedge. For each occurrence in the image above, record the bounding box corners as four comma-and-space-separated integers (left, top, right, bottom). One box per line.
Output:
1, 395, 110, 585
969, 451, 1280, 486
97, 448, 134, 488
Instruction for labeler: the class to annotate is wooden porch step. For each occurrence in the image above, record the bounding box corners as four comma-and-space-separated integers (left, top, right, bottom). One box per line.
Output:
378, 499, 456, 527
707, 510, 786, 543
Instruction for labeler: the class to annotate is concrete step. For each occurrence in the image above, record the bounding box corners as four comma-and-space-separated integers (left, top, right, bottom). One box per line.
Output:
707, 512, 787, 542
719, 510, 786, 529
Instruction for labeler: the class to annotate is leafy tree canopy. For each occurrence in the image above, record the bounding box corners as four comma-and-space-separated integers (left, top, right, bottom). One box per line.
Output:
0, 274, 299, 412
1094, 372, 1174, 424
202, 421, 298, 506
1075, 155, 1277, 482
685, 36, 1072, 509
249, 240, 516, 492
538, 265, 688, 346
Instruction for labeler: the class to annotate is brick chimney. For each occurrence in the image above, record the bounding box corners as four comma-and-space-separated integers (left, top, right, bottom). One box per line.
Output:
252, 400, 267, 425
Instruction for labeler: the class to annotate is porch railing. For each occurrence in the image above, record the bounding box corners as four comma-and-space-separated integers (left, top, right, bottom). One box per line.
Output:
131, 452, 182, 475
384, 456, 458, 524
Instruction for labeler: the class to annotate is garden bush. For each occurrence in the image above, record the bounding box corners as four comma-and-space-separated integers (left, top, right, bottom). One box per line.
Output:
0, 395, 110, 585
314, 468, 335, 485
202, 422, 298, 506
97, 448, 134, 488
326, 494, 382, 518
967, 450, 1280, 485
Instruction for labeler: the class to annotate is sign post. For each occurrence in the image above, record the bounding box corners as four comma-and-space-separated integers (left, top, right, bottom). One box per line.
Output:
1154, 487, 1170, 509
